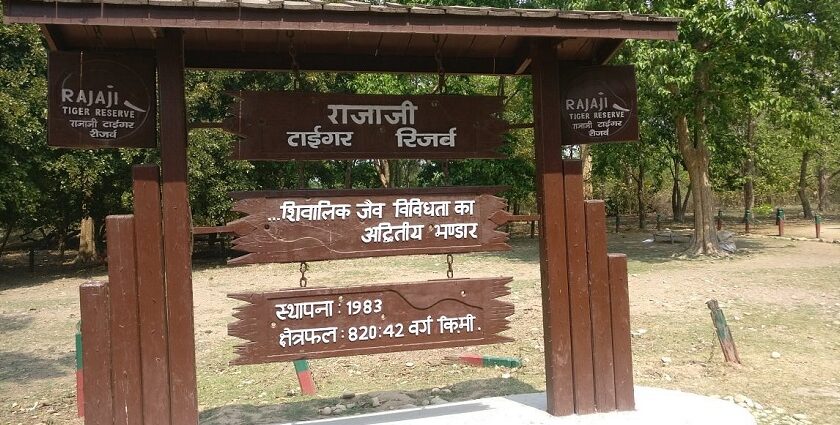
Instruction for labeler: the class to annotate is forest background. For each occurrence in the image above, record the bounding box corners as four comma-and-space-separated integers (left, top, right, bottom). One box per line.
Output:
0, 0, 838, 259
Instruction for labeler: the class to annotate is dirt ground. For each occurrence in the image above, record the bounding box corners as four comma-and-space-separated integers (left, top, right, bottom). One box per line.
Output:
1, 220, 839, 425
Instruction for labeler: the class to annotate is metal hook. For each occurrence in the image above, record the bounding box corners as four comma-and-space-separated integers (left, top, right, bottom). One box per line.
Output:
299, 261, 308, 287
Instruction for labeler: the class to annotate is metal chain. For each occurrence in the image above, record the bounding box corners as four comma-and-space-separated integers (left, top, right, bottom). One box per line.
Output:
432, 35, 446, 94
299, 261, 308, 287
446, 253, 454, 279
287, 31, 302, 90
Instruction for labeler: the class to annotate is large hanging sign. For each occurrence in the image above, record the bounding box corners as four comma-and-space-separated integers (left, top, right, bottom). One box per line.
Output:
228, 277, 513, 365
221, 92, 508, 160
226, 187, 511, 265
48, 51, 156, 148
559, 65, 639, 145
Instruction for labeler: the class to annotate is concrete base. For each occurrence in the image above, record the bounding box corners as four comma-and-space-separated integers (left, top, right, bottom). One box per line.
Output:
277, 386, 756, 425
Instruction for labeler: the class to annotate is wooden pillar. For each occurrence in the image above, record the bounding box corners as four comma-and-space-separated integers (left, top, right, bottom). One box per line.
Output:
106, 216, 143, 425
80, 281, 113, 425
530, 39, 575, 416
585, 200, 616, 411
132, 165, 171, 425
608, 254, 635, 410
156, 29, 199, 424
563, 160, 596, 413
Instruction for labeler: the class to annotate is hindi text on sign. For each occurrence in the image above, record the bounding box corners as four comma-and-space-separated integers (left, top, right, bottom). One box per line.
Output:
222, 93, 507, 160
228, 278, 514, 364
226, 187, 513, 265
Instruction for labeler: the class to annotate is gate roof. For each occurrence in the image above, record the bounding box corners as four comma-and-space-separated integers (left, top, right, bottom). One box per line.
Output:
3, 0, 679, 74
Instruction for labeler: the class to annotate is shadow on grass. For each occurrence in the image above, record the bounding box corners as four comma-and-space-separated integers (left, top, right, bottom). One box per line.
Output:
0, 314, 33, 332
0, 351, 75, 383
199, 377, 538, 425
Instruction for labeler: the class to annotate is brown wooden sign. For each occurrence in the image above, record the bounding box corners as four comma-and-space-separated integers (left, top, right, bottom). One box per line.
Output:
48, 51, 156, 148
222, 92, 508, 160
226, 187, 512, 265
559, 65, 639, 145
228, 277, 513, 365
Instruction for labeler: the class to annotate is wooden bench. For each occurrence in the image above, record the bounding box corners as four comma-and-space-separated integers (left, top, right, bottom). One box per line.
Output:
507, 214, 540, 238
652, 230, 690, 244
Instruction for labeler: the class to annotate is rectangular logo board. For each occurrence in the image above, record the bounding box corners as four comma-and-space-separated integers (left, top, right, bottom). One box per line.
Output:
222, 92, 508, 160
226, 187, 512, 265
228, 277, 514, 365
560, 65, 639, 145
48, 51, 156, 148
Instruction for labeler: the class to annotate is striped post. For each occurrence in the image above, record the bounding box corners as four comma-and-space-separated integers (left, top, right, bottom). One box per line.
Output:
293, 360, 317, 395
816, 215, 822, 239
445, 353, 522, 368
75, 321, 84, 417
776, 208, 785, 237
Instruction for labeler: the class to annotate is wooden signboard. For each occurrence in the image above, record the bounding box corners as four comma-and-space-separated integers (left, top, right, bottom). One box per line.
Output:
222, 92, 508, 160
559, 65, 639, 145
48, 51, 156, 148
228, 277, 513, 365
227, 187, 511, 265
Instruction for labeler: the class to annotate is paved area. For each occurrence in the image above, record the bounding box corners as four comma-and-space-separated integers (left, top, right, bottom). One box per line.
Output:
275, 386, 756, 425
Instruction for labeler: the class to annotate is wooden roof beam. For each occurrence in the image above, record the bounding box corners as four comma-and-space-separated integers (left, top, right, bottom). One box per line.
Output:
184, 50, 521, 75
4, 1, 679, 41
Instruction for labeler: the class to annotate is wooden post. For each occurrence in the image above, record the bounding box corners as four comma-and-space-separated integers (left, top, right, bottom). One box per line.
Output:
157, 29, 199, 424
105, 216, 143, 425
530, 220, 536, 238
132, 165, 171, 425
815, 215, 821, 239
744, 210, 751, 234
775, 208, 784, 237
717, 209, 722, 231
75, 321, 84, 418
585, 201, 616, 412
530, 39, 574, 416
608, 254, 634, 411
80, 281, 112, 425
706, 299, 741, 364
293, 360, 317, 396
563, 160, 596, 414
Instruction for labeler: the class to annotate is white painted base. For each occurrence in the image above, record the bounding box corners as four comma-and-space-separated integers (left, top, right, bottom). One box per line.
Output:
276, 386, 756, 425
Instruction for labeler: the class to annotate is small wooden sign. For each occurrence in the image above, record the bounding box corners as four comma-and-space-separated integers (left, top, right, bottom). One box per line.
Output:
222, 92, 508, 160
226, 187, 512, 265
228, 277, 514, 365
559, 65, 639, 145
48, 51, 156, 148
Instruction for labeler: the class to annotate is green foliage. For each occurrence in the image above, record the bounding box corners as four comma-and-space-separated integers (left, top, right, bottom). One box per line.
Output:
2, 0, 839, 252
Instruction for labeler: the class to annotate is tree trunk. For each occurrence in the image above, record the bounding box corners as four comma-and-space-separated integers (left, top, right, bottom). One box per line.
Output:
636, 164, 646, 230
0, 224, 12, 259
374, 159, 391, 188
57, 223, 67, 260
742, 114, 756, 216
681, 184, 692, 217
343, 160, 353, 189
442, 160, 451, 185
296, 161, 306, 189
798, 150, 813, 219
676, 114, 720, 255
581, 144, 593, 198
817, 162, 828, 212
75, 216, 99, 264
670, 155, 684, 222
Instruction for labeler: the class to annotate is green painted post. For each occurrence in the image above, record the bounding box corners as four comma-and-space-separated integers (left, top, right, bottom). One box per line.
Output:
75, 321, 84, 417
815, 215, 822, 239
744, 210, 751, 234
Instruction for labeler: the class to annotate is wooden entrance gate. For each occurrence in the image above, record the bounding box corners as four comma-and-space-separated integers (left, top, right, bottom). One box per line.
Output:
2, 1, 679, 422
